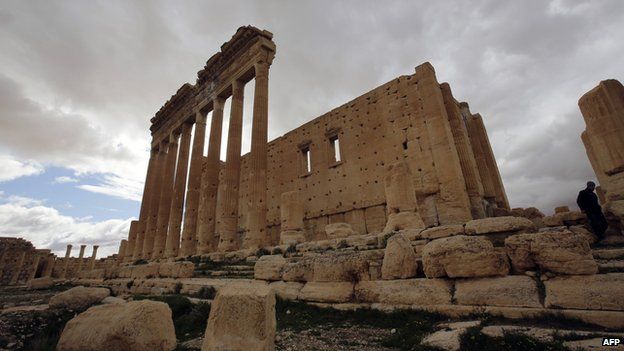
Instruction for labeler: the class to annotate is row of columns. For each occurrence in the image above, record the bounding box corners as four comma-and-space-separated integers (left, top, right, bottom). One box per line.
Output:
126, 60, 271, 262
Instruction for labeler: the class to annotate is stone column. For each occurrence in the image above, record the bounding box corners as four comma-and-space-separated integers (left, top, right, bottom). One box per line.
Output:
165, 123, 192, 258
462, 103, 496, 202
578, 79, 624, 200
153, 134, 179, 260
383, 161, 425, 233
43, 254, 54, 278
76, 244, 86, 273
218, 81, 245, 252
10, 252, 26, 285
133, 148, 158, 261
143, 141, 168, 259
117, 240, 127, 265
180, 111, 208, 257
581, 131, 611, 194
244, 62, 270, 249
414, 63, 472, 224
124, 221, 137, 263
29, 255, 40, 281
279, 191, 305, 245
440, 83, 486, 219
197, 98, 225, 254
88, 245, 99, 271
61, 244, 72, 278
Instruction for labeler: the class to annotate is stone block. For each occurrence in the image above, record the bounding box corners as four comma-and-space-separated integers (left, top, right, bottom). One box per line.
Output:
364, 205, 386, 233
381, 233, 418, 279
420, 224, 464, 240
454, 276, 542, 308
202, 282, 275, 351
26, 277, 54, 290
312, 251, 382, 282
254, 255, 286, 281
325, 222, 355, 239
158, 262, 194, 278
383, 211, 425, 234
279, 230, 305, 245
50, 286, 110, 310
282, 257, 314, 282
298, 282, 354, 303
422, 235, 509, 278
57, 300, 176, 351
269, 281, 304, 300
544, 273, 624, 310
131, 263, 160, 279
465, 216, 535, 235
355, 279, 452, 305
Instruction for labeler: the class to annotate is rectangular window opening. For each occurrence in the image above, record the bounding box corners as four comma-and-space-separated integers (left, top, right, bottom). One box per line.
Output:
330, 136, 341, 163
302, 147, 311, 174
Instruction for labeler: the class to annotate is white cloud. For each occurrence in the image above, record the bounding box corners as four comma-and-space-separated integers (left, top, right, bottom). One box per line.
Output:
53, 176, 78, 184
0, 195, 132, 257
0, 154, 43, 182
77, 173, 143, 202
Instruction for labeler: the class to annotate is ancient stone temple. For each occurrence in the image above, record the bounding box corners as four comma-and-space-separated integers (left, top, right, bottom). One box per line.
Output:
123, 25, 509, 261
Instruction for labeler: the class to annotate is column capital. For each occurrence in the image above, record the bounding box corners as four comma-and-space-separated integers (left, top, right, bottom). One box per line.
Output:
213, 97, 226, 110
232, 80, 245, 94
168, 133, 178, 145
195, 110, 207, 124
254, 61, 269, 78
66, 244, 72, 249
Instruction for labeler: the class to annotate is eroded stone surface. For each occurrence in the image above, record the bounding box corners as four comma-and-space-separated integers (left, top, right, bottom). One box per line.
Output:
544, 273, 624, 310
355, 279, 452, 305
465, 216, 535, 235
49, 286, 110, 310
454, 276, 542, 308
381, 234, 418, 279
254, 255, 286, 281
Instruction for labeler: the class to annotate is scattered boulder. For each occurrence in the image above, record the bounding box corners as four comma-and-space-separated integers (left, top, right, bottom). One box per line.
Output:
50, 286, 110, 310
465, 216, 535, 235
56, 300, 176, 351
381, 233, 418, 279
505, 230, 598, 275
420, 224, 464, 240
383, 211, 425, 234
202, 282, 276, 351
254, 255, 286, 281
325, 222, 355, 239
26, 277, 53, 290
422, 235, 509, 278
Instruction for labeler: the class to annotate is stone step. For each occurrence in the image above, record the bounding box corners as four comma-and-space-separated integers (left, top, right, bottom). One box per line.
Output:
593, 248, 624, 260
597, 260, 624, 273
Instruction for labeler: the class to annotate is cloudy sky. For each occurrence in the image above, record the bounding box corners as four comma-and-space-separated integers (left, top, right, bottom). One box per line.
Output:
0, 0, 622, 257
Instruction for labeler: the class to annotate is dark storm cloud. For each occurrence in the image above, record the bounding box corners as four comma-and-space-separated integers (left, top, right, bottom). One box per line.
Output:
1, 0, 623, 221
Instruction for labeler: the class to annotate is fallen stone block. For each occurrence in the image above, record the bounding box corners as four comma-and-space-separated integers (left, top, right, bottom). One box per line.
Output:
50, 286, 110, 310
269, 281, 304, 300
545, 273, 624, 310
381, 233, 418, 279
299, 282, 354, 303
465, 216, 535, 235
422, 235, 509, 278
420, 224, 464, 240
454, 276, 542, 308
325, 222, 355, 239
202, 282, 275, 351
312, 250, 382, 282
254, 254, 286, 281
355, 279, 452, 305
383, 211, 425, 234
26, 277, 54, 290
282, 256, 314, 282
57, 300, 175, 351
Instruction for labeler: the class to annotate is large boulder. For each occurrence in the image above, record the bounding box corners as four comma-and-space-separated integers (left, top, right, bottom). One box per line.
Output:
422, 235, 509, 278
505, 230, 598, 275
202, 282, 276, 351
454, 276, 542, 308
254, 255, 286, 281
50, 286, 110, 310
56, 300, 176, 351
312, 250, 382, 282
383, 211, 425, 234
465, 216, 536, 235
325, 222, 355, 239
381, 233, 418, 279
26, 277, 54, 290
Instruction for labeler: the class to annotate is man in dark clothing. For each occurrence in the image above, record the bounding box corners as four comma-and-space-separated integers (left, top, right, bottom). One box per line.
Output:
577, 181, 608, 240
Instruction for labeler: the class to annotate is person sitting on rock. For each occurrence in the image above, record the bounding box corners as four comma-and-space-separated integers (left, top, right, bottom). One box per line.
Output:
576, 181, 608, 240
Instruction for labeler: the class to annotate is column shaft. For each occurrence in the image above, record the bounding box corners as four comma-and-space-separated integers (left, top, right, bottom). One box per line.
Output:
61, 245, 72, 279
133, 149, 158, 261
197, 98, 225, 254
76, 244, 86, 274
165, 123, 192, 258
180, 111, 208, 257
217, 81, 245, 252
125, 221, 138, 263
88, 245, 99, 271
117, 240, 127, 266
152, 134, 179, 259
142, 143, 168, 258
244, 63, 270, 249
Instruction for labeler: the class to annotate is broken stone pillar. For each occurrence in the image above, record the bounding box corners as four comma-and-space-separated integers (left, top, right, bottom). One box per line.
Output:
197, 98, 225, 255
117, 240, 127, 265
383, 161, 425, 233
279, 191, 305, 245
218, 81, 245, 252
153, 134, 179, 260
29, 255, 41, 281
88, 246, 99, 271
441, 83, 485, 219
578, 79, 624, 200
201, 283, 276, 351
414, 63, 472, 224
124, 221, 137, 263
180, 111, 208, 257
10, 251, 26, 285
61, 244, 72, 279
165, 122, 192, 258
244, 61, 271, 250
133, 148, 158, 261
76, 244, 86, 273
143, 141, 168, 259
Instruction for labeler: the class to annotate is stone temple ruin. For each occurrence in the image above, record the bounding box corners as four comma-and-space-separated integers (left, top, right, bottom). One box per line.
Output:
2, 26, 624, 350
